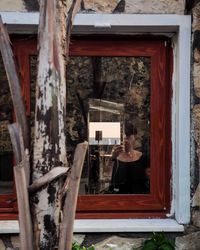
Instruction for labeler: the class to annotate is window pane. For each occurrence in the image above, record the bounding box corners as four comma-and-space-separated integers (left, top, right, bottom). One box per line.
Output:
66, 56, 151, 195
29, 54, 151, 195
0, 54, 13, 194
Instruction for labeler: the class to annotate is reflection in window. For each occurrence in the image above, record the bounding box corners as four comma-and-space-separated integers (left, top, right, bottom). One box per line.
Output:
66, 56, 151, 195
29, 55, 151, 195
0, 55, 13, 194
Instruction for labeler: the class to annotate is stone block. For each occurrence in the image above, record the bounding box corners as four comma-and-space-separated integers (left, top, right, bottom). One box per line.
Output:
192, 183, 200, 207
192, 105, 200, 150
194, 48, 200, 63
73, 234, 85, 245
192, 3, 200, 31
194, 77, 200, 98
83, 0, 118, 13
192, 210, 200, 227
10, 235, 20, 249
175, 231, 200, 250
94, 236, 145, 250
0, 239, 6, 250
125, 0, 185, 14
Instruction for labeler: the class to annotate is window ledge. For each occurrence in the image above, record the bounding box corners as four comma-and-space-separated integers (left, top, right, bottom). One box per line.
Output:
0, 219, 184, 234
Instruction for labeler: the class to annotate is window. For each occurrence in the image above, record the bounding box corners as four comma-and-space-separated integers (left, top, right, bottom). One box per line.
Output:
0, 37, 172, 219
69, 39, 172, 218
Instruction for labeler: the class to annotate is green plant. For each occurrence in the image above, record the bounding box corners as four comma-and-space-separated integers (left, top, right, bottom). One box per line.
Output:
139, 232, 175, 250
72, 242, 95, 250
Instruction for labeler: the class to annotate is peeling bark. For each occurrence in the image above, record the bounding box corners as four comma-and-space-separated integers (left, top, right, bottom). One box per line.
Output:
32, 1, 68, 249
32, 0, 81, 249
32, 0, 67, 250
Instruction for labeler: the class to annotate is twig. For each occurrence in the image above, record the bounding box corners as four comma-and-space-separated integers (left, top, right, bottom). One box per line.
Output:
29, 167, 69, 193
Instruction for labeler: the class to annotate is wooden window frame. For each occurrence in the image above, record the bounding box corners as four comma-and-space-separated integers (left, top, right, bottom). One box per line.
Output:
0, 37, 172, 219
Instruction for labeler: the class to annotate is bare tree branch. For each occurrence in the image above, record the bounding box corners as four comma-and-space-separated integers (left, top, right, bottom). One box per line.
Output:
29, 167, 69, 193
14, 158, 34, 250
59, 141, 88, 250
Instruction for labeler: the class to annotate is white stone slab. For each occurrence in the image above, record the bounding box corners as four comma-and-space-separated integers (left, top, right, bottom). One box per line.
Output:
0, 220, 19, 234
0, 219, 183, 233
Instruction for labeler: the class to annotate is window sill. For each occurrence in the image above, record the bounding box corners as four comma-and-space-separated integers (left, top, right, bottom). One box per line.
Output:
0, 219, 184, 234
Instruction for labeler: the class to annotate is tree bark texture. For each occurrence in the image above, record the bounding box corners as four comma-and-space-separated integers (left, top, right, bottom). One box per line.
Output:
32, 1, 68, 249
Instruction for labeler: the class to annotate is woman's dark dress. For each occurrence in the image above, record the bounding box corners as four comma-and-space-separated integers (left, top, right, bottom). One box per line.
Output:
110, 155, 149, 194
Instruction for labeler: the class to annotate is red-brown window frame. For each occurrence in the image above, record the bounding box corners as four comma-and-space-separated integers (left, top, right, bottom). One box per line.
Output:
0, 37, 172, 219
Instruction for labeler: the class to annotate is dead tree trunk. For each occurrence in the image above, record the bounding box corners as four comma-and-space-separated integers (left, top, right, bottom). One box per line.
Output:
32, 1, 68, 249
32, 0, 81, 249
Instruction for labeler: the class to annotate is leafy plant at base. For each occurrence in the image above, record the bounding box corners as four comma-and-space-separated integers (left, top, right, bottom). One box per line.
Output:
72, 242, 95, 250
140, 232, 175, 250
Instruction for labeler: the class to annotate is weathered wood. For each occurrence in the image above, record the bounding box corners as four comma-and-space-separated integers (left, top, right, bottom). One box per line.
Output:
8, 123, 33, 250
32, 1, 68, 248
59, 141, 88, 250
8, 123, 30, 185
32, 0, 81, 249
29, 167, 69, 193
0, 15, 29, 150
14, 158, 34, 250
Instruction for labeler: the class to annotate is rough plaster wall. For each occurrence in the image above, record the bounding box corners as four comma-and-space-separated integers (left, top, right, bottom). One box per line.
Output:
191, 2, 200, 228
0, 0, 185, 14
82, 0, 185, 14
125, 0, 185, 14
0, 0, 26, 11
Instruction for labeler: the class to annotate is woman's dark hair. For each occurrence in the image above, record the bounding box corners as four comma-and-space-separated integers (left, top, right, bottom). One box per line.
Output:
124, 122, 137, 136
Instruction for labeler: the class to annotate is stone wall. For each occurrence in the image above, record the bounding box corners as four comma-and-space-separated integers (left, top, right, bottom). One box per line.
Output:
0, 0, 185, 14
191, 2, 200, 230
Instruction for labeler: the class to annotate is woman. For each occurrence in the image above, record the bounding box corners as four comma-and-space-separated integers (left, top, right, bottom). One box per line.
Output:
110, 123, 149, 194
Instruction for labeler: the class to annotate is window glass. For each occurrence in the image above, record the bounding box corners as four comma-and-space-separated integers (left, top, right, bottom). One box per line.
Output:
0, 54, 13, 194
66, 56, 151, 195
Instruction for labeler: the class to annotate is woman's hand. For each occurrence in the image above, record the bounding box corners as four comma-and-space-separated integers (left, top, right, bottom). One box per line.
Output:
111, 145, 124, 159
